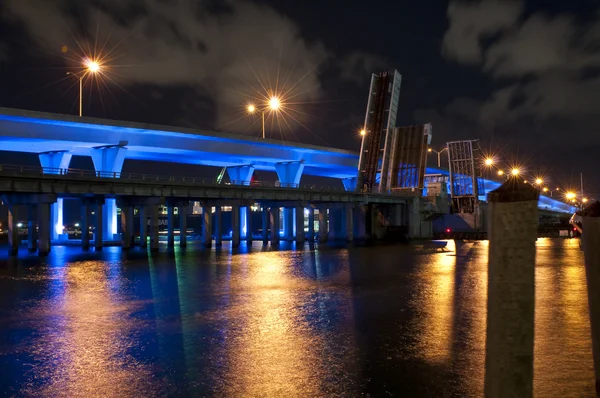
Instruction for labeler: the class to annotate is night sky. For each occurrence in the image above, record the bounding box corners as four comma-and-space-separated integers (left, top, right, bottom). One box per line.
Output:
0, 0, 598, 197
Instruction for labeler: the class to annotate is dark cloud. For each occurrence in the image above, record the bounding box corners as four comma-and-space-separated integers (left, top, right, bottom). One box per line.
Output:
339, 52, 390, 84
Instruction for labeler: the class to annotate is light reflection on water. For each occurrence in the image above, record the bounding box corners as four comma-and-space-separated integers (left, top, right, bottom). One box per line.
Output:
0, 239, 595, 396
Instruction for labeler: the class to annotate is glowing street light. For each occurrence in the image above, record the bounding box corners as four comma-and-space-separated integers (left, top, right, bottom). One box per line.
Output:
543, 187, 549, 192
484, 158, 494, 166
535, 178, 543, 185
246, 95, 282, 139
511, 168, 520, 176
566, 192, 576, 200
583, 197, 589, 203
66, 58, 102, 117
360, 129, 366, 136
428, 147, 448, 168
497, 170, 504, 176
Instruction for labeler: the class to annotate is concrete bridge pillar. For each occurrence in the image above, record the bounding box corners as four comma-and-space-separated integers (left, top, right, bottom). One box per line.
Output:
283, 208, 294, 241
7, 204, 20, 256
202, 206, 212, 248
227, 165, 255, 185
214, 206, 222, 246
270, 207, 280, 245
274, 160, 305, 188
139, 206, 147, 248
94, 201, 104, 251
353, 205, 368, 241
295, 206, 305, 244
307, 207, 315, 241
90, 146, 127, 241
39, 151, 72, 240
166, 204, 175, 251
245, 206, 253, 244
346, 205, 354, 242
27, 205, 37, 252
232, 205, 241, 248
318, 208, 328, 243
120, 205, 134, 250
328, 207, 345, 242
150, 205, 159, 252
80, 199, 91, 250
179, 204, 188, 248
262, 206, 269, 245
38, 203, 51, 256
342, 177, 357, 192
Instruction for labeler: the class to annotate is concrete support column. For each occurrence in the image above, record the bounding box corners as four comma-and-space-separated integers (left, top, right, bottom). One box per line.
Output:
27, 205, 37, 252
484, 179, 538, 397
307, 207, 315, 241
202, 206, 212, 248
346, 205, 354, 242
81, 201, 90, 250
283, 208, 294, 241
7, 205, 20, 256
167, 204, 175, 251
582, 203, 600, 396
318, 208, 327, 243
226, 165, 255, 186
90, 146, 127, 241
38, 203, 51, 256
328, 207, 345, 241
150, 205, 159, 252
353, 205, 368, 240
139, 206, 147, 248
39, 151, 72, 241
270, 207, 280, 244
214, 206, 222, 246
232, 205, 241, 248
295, 206, 305, 243
94, 202, 103, 250
179, 205, 187, 248
246, 206, 253, 244
262, 206, 269, 245
120, 205, 134, 250
274, 160, 305, 188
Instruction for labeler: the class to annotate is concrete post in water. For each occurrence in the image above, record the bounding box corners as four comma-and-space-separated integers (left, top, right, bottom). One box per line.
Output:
346, 205, 354, 242
179, 204, 187, 248
246, 206, 253, 244
121, 205, 134, 250
262, 206, 269, 245
27, 205, 37, 252
581, 202, 600, 396
139, 206, 147, 248
270, 207, 280, 245
232, 205, 241, 248
202, 206, 212, 248
81, 201, 90, 250
284, 208, 294, 241
318, 208, 328, 243
94, 201, 103, 251
150, 205, 159, 252
7, 204, 19, 256
295, 206, 305, 244
307, 207, 315, 241
214, 206, 222, 246
485, 178, 538, 397
166, 204, 175, 251
38, 203, 51, 256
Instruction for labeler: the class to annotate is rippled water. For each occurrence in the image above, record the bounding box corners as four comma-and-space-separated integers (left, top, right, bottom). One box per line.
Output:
0, 239, 594, 397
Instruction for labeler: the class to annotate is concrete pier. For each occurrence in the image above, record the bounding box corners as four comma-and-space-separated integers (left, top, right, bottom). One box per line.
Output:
262, 207, 269, 245
167, 204, 175, 251
150, 205, 159, 252
94, 202, 103, 251
307, 207, 315, 241
270, 207, 280, 245
139, 206, 147, 248
232, 205, 240, 248
345, 205, 354, 242
27, 205, 37, 252
81, 201, 90, 250
214, 206, 222, 246
283, 208, 294, 241
179, 204, 187, 248
38, 203, 51, 256
7, 205, 19, 256
295, 206, 305, 243
318, 209, 327, 243
121, 205, 134, 250
202, 206, 212, 248
245, 206, 253, 244
484, 178, 538, 397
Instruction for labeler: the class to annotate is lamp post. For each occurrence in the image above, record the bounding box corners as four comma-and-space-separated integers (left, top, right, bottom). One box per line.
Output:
247, 96, 282, 139
66, 58, 101, 117
428, 147, 448, 168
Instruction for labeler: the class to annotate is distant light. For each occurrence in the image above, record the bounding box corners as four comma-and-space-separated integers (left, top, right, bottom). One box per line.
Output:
583, 198, 589, 203
484, 158, 494, 166
445, 228, 451, 233
511, 168, 520, 176
247, 104, 256, 114
75, 223, 80, 227
360, 129, 366, 136
543, 187, 549, 192
84, 59, 100, 73
497, 170, 504, 176
566, 192, 576, 200
17, 223, 23, 228
428, 148, 433, 152
523, 180, 528, 184
535, 178, 543, 185
269, 96, 281, 111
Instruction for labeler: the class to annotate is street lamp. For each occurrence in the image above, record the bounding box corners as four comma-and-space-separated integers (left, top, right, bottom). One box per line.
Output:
511, 168, 520, 176
566, 192, 576, 201
428, 147, 448, 168
360, 129, 366, 136
535, 178, 543, 185
497, 170, 504, 176
246, 95, 282, 139
66, 58, 102, 117
484, 158, 494, 166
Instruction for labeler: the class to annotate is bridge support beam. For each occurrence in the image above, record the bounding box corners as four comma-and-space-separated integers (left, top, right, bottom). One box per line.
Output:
262, 206, 269, 245
27, 205, 37, 252
179, 204, 188, 248
346, 205, 354, 242
307, 207, 315, 241
121, 205, 134, 250
38, 203, 51, 256
270, 207, 280, 245
150, 205, 159, 252
227, 165, 255, 185
328, 207, 345, 241
202, 206, 212, 248
232, 205, 241, 248
283, 208, 294, 241
342, 177, 357, 192
94, 201, 103, 251
80, 199, 91, 250
274, 160, 305, 188
318, 208, 328, 243
295, 206, 305, 244
90, 146, 127, 242
245, 206, 253, 244
214, 206, 222, 246
167, 204, 175, 251
7, 204, 20, 256
139, 206, 147, 248
39, 151, 72, 240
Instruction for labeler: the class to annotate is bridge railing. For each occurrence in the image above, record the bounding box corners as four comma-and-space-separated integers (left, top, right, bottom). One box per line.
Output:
0, 164, 355, 193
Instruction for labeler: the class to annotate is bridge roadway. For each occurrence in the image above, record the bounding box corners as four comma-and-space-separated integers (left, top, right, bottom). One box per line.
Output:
0, 165, 413, 256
